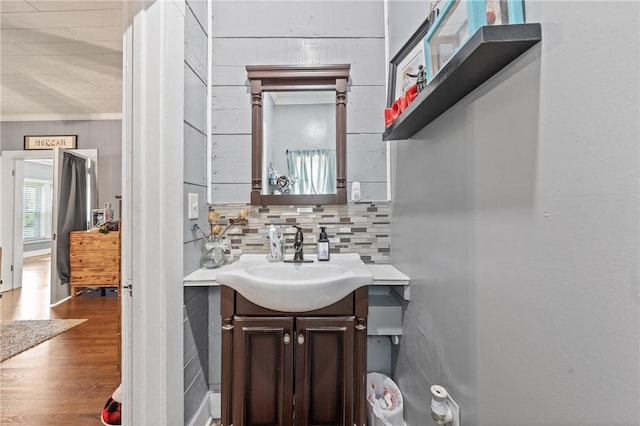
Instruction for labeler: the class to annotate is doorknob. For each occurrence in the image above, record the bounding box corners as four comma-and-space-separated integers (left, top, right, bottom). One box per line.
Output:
283, 333, 291, 345
297, 333, 305, 345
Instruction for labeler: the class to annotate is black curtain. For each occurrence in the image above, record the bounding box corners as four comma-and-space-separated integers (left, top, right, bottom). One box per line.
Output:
57, 153, 87, 283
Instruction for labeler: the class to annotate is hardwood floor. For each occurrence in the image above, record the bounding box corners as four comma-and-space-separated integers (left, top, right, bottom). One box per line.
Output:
1, 255, 121, 425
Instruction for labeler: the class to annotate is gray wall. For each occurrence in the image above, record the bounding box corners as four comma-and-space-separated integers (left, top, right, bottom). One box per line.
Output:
182, 0, 210, 424
0, 119, 122, 208
388, 1, 639, 425
210, 0, 387, 202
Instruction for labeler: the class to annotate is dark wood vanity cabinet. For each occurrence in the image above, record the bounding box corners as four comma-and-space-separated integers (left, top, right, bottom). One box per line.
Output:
221, 286, 368, 426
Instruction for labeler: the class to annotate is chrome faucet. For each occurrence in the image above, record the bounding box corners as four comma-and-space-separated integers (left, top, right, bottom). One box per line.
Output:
293, 225, 304, 262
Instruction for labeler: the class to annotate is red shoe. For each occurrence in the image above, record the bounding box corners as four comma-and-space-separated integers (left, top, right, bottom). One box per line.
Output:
101, 385, 122, 425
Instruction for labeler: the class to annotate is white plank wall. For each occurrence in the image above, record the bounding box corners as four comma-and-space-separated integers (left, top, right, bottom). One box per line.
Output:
211, 0, 388, 202
212, 1, 385, 38
183, 1, 211, 424
183, 0, 209, 267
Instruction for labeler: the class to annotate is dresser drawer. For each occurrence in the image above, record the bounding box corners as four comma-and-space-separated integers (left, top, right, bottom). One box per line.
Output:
70, 269, 120, 285
70, 254, 120, 269
70, 231, 120, 251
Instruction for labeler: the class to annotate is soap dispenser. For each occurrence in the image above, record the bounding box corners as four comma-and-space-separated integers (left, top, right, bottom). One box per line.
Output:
317, 226, 330, 261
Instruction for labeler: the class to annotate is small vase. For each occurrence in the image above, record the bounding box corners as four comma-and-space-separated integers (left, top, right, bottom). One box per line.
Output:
201, 241, 226, 269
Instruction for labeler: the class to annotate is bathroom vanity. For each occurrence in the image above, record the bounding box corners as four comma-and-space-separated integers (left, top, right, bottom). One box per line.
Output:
215, 254, 373, 426
220, 286, 368, 426
183, 255, 410, 425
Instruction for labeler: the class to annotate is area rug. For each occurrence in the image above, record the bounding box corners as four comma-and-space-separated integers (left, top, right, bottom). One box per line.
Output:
0, 319, 87, 362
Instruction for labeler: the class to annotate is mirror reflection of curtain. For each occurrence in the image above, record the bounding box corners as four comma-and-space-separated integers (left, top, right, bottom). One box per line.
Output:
57, 153, 88, 283
287, 149, 336, 195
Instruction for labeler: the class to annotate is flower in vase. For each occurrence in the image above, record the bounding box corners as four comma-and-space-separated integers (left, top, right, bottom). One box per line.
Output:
206, 207, 251, 242
208, 210, 221, 223
211, 224, 223, 236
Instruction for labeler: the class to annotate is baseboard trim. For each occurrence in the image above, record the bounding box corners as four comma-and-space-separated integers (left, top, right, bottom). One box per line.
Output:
187, 392, 221, 426
23, 248, 51, 258
50, 295, 71, 307
210, 392, 221, 418
187, 392, 212, 426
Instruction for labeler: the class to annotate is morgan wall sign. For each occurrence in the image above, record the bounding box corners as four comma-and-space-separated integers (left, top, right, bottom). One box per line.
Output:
24, 135, 77, 150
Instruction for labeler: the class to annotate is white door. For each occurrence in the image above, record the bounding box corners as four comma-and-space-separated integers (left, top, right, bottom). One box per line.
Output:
50, 148, 98, 304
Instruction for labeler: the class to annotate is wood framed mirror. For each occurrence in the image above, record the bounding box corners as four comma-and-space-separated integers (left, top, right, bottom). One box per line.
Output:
246, 64, 350, 205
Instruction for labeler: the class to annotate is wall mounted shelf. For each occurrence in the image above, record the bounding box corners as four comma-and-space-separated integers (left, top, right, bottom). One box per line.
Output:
383, 23, 542, 141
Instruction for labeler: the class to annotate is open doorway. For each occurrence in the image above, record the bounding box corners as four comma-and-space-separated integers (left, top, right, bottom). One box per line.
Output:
20, 159, 54, 309
0, 149, 98, 305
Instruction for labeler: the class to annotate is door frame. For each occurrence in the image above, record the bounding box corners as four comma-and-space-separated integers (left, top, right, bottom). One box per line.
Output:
0, 149, 97, 300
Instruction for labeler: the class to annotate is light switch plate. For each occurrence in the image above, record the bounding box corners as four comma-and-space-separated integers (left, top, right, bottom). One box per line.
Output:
188, 193, 198, 219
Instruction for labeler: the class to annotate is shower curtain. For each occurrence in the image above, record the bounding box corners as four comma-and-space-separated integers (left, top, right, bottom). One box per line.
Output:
287, 149, 336, 195
56, 153, 87, 283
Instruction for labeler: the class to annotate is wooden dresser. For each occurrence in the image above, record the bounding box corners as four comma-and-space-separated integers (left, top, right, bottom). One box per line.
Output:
69, 230, 121, 298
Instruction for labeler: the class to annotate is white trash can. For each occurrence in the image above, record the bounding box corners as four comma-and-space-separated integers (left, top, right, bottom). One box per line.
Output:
366, 372, 404, 426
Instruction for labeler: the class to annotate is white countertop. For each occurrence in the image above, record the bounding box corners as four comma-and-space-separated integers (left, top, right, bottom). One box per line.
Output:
183, 261, 409, 286
183, 260, 410, 302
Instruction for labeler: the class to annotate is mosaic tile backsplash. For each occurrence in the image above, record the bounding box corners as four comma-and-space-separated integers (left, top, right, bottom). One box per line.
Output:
208, 202, 391, 264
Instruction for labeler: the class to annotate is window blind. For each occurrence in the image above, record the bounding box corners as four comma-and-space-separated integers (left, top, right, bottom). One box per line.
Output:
23, 181, 44, 240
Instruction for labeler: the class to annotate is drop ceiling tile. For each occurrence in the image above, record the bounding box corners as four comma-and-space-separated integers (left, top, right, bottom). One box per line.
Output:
1, 94, 80, 111
44, 73, 121, 84
0, 44, 32, 55
102, 53, 122, 65
1, 28, 79, 43
65, 26, 122, 42
2, 83, 54, 96
25, 1, 122, 12
2, 53, 115, 66
0, 1, 38, 13
6, 64, 118, 78
18, 40, 121, 55
0, 8, 122, 29
0, 74, 28, 83
2, 92, 120, 110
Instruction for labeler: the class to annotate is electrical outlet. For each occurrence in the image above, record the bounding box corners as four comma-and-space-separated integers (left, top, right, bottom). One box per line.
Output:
188, 193, 199, 219
351, 181, 361, 201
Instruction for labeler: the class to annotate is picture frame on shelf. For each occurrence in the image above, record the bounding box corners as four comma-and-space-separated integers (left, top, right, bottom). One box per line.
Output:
423, 0, 525, 83
386, 6, 439, 108
384, 0, 530, 132
395, 43, 424, 105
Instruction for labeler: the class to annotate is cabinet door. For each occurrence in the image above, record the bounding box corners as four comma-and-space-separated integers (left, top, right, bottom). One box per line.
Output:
295, 317, 355, 426
232, 317, 294, 426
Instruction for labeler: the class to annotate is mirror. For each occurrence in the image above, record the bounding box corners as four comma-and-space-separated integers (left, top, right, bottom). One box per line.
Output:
247, 65, 350, 205
263, 91, 335, 196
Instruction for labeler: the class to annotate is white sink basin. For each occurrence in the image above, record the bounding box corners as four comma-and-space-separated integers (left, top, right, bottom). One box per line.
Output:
216, 253, 373, 312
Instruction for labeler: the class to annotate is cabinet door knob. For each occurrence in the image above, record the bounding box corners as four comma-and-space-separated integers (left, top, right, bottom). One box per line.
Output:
297, 333, 305, 345
283, 333, 291, 345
